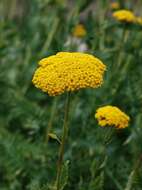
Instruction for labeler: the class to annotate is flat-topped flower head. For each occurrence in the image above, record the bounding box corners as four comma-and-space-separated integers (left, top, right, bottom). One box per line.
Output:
72, 24, 87, 38
32, 52, 106, 96
113, 9, 136, 23
95, 105, 130, 129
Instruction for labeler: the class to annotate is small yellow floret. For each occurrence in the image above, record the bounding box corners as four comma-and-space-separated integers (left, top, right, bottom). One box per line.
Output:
113, 9, 136, 23
110, 2, 120, 10
32, 52, 106, 96
72, 24, 87, 38
95, 105, 130, 129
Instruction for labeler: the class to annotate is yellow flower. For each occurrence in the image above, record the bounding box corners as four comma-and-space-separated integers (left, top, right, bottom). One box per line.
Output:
113, 9, 136, 23
72, 24, 87, 38
110, 2, 120, 10
136, 16, 142, 25
32, 52, 106, 96
95, 105, 130, 129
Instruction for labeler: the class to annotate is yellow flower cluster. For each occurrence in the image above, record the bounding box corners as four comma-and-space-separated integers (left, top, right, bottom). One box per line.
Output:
113, 9, 136, 23
95, 105, 130, 129
113, 9, 142, 25
110, 2, 120, 10
72, 24, 87, 38
32, 52, 106, 96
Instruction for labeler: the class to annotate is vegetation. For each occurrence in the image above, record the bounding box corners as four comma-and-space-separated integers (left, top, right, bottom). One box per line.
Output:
0, 0, 142, 190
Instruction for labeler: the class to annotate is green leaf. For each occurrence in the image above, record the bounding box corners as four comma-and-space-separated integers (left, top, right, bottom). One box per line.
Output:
48, 133, 61, 144
89, 172, 104, 190
60, 160, 70, 190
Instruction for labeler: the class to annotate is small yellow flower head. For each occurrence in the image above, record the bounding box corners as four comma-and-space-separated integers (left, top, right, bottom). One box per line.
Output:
113, 9, 136, 23
32, 52, 106, 96
72, 24, 87, 38
95, 105, 130, 129
136, 17, 142, 25
110, 2, 120, 10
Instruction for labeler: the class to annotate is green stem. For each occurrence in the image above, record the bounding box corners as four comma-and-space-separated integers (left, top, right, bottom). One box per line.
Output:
117, 26, 129, 68
45, 97, 58, 144
40, 17, 59, 57
98, 0, 108, 51
104, 127, 115, 145
110, 26, 130, 93
55, 92, 70, 190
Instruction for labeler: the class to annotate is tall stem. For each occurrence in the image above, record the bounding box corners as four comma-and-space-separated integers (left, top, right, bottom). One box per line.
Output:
117, 26, 129, 68
55, 92, 70, 190
45, 97, 58, 144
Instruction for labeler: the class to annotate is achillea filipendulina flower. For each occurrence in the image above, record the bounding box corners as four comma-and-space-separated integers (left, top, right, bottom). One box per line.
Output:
32, 52, 106, 96
95, 105, 130, 129
113, 9, 136, 23
136, 17, 142, 25
72, 24, 87, 38
110, 2, 120, 10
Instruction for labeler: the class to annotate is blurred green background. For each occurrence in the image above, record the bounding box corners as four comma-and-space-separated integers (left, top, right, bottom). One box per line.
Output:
0, 0, 142, 190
